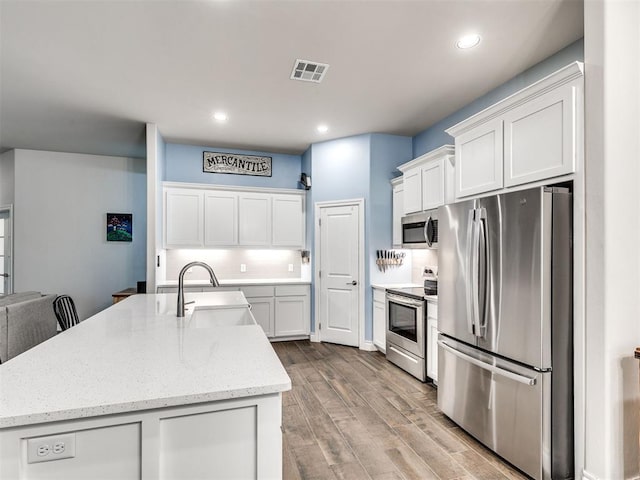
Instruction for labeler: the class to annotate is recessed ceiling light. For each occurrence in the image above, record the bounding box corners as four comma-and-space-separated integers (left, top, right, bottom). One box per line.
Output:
456, 34, 481, 49
317, 124, 328, 133
213, 112, 228, 122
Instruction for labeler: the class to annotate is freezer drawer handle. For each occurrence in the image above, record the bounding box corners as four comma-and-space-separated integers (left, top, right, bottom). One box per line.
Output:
438, 340, 537, 386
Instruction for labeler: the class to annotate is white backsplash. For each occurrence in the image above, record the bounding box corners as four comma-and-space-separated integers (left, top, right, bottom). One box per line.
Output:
163, 249, 303, 282
411, 249, 438, 284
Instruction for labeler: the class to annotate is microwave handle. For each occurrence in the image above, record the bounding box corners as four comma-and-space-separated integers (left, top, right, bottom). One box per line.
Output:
425, 216, 433, 247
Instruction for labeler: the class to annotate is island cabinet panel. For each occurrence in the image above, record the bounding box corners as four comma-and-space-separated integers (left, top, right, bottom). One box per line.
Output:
504, 85, 577, 187
272, 194, 304, 247
454, 118, 504, 199
6, 423, 141, 480
0, 395, 284, 480
159, 406, 257, 479
238, 193, 272, 246
204, 191, 238, 246
165, 188, 204, 247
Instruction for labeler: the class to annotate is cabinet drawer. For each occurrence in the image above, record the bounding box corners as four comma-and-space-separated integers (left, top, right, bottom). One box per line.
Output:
275, 285, 309, 297
373, 288, 386, 303
241, 286, 274, 298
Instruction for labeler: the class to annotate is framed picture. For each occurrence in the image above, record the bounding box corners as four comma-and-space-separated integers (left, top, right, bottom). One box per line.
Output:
106, 213, 133, 242
203, 151, 272, 177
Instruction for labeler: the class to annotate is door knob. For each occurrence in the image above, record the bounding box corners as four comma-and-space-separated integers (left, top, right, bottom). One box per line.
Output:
347, 280, 357, 286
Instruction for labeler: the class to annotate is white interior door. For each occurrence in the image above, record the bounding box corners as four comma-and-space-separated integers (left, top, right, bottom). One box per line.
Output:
318, 203, 360, 347
0, 207, 13, 295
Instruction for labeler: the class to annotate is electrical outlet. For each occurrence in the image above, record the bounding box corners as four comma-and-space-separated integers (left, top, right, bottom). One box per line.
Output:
27, 433, 76, 464
288, 264, 294, 272
240, 264, 247, 272
186, 267, 193, 274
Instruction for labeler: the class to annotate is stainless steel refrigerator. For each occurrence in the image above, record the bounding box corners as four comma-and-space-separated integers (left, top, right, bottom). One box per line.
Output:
437, 186, 573, 480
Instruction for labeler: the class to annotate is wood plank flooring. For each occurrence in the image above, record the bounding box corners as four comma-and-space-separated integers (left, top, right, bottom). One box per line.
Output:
273, 341, 529, 480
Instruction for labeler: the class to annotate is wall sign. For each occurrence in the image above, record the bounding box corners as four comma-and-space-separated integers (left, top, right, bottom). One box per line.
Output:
203, 151, 272, 177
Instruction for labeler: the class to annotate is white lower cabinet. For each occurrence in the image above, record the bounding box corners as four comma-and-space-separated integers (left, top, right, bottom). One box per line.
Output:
0, 395, 283, 480
372, 287, 387, 352
274, 285, 310, 337
242, 286, 275, 337
426, 301, 438, 383
156, 284, 310, 339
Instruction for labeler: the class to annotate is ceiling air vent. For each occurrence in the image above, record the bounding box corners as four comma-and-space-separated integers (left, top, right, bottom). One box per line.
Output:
290, 59, 329, 83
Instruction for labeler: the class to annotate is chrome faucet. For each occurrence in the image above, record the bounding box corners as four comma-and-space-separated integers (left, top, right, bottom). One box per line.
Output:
177, 261, 220, 317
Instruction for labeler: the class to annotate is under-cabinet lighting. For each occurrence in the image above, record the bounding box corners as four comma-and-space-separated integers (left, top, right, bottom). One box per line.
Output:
317, 124, 328, 133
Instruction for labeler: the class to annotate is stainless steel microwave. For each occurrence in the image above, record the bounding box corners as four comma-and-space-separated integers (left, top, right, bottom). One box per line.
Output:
401, 210, 438, 249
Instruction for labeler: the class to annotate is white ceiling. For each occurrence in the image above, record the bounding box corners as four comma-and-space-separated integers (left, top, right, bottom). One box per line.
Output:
0, 0, 584, 158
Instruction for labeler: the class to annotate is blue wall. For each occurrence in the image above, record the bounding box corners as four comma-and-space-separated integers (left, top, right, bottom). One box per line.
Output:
413, 39, 585, 157
306, 133, 412, 340
165, 143, 303, 189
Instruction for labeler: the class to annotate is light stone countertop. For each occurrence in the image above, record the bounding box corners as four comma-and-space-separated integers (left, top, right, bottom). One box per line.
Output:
159, 278, 311, 287
370, 283, 422, 289
0, 292, 291, 429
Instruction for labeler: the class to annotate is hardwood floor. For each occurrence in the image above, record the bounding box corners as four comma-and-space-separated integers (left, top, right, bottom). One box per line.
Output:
273, 341, 529, 480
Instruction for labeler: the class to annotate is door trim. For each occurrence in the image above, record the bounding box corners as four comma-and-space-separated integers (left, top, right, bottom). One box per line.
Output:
314, 198, 366, 349
0, 204, 14, 295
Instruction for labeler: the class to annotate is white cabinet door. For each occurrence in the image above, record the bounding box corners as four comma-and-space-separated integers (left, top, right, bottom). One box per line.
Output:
402, 166, 422, 214
272, 195, 304, 247
372, 287, 387, 352
426, 303, 438, 383
421, 159, 444, 210
275, 295, 309, 336
238, 193, 271, 246
165, 188, 204, 247
504, 85, 577, 187
245, 296, 274, 337
204, 191, 238, 246
392, 183, 404, 247
454, 118, 503, 199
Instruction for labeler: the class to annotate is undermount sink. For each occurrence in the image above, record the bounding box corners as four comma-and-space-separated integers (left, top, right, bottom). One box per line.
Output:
189, 306, 256, 327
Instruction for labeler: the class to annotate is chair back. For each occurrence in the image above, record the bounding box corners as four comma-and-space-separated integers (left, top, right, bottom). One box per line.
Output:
53, 295, 80, 331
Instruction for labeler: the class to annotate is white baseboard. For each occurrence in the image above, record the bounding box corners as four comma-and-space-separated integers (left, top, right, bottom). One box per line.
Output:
309, 333, 320, 343
359, 340, 377, 352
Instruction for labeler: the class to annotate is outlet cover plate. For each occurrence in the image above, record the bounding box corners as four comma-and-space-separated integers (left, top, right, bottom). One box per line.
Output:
27, 433, 76, 463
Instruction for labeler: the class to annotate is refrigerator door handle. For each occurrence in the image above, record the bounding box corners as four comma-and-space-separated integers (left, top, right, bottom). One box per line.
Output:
477, 208, 489, 336
438, 340, 537, 386
465, 209, 477, 336
470, 209, 482, 336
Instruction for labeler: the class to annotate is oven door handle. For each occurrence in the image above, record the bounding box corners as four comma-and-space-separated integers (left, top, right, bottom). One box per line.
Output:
386, 293, 424, 307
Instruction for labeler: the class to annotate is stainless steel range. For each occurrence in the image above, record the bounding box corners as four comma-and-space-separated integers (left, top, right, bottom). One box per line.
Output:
385, 285, 434, 382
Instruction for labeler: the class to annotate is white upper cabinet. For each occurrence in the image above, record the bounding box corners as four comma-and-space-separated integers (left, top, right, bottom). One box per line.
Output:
454, 118, 504, 199
421, 158, 445, 210
447, 62, 583, 199
238, 193, 271, 246
272, 194, 304, 247
397, 145, 455, 214
402, 167, 422, 215
204, 191, 238, 246
165, 188, 204, 248
391, 178, 403, 248
164, 184, 305, 249
503, 85, 577, 187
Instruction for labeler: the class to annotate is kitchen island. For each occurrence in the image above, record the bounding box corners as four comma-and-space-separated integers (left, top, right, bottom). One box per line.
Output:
0, 292, 291, 479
